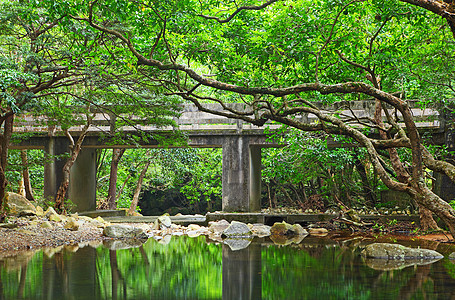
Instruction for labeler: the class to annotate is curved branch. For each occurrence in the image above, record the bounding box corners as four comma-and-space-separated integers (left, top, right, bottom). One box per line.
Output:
197, 0, 279, 24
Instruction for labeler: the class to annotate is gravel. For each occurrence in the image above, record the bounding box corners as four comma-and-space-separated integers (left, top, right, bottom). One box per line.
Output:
0, 216, 105, 252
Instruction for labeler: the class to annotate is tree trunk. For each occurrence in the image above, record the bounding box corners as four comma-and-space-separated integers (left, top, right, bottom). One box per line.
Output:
107, 148, 125, 210
54, 128, 89, 213
354, 154, 376, 206
128, 157, 151, 215
414, 186, 455, 236
20, 150, 35, 201
0, 115, 14, 212
418, 204, 441, 231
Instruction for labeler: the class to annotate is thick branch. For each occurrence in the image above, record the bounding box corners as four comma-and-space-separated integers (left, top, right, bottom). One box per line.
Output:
197, 0, 279, 23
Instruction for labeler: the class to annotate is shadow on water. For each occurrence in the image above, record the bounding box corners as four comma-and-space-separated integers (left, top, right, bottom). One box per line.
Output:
0, 235, 455, 299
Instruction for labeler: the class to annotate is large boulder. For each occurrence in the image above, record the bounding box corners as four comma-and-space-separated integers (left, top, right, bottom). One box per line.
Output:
208, 219, 230, 234
362, 243, 443, 259
222, 221, 253, 238
103, 225, 148, 239
6, 192, 36, 216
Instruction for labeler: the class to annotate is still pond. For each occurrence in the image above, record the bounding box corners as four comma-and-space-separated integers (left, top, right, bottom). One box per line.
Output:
1, 235, 455, 299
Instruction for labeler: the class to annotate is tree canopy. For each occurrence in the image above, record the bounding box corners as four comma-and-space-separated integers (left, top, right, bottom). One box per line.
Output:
2, 0, 455, 234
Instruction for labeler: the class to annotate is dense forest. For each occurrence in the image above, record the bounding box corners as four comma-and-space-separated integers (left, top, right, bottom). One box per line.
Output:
2, 0, 455, 234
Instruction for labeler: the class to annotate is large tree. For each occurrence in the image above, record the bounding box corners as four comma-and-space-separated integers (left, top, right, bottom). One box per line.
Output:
36, 0, 455, 235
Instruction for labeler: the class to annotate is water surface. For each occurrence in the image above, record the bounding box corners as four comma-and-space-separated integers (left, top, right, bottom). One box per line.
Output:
1, 235, 455, 299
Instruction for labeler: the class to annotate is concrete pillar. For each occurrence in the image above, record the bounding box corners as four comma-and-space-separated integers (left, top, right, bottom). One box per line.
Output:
44, 137, 96, 212
249, 146, 261, 212
222, 243, 262, 299
434, 130, 455, 202
68, 148, 97, 211
44, 137, 69, 201
222, 136, 261, 212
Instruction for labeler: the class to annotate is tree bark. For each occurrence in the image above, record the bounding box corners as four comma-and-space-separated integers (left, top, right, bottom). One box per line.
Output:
128, 155, 151, 215
54, 126, 90, 213
419, 204, 441, 231
107, 148, 125, 210
20, 150, 35, 201
0, 115, 14, 212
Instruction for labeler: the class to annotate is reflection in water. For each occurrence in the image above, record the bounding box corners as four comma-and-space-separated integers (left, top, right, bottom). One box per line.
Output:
223, 243, 261, 299
0, 236, 455, 299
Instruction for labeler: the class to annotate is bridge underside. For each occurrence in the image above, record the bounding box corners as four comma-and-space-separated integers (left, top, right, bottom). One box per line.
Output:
13, 125, 455, 212
27, 133, 279, 213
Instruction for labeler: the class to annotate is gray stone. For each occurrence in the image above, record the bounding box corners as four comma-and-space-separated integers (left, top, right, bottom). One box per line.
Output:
222, 221, 253, 238
362, 243, 443, 259
103, 225, 147, 239
158, 215, 172, 228
208, 219, 230, 233
449, 252, 455, 259
249, 224, 272, 237
224, 238, 252, 251
6, 192, 36, 216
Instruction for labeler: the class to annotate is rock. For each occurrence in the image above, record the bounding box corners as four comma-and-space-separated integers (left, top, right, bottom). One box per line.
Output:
188, 224, 201, 231
364, 258, 441, 270
249, 224, 272, 237
224, 238, 252, 251
271, 221, 308, 236
18, 210, 36, 217
362, 243, 443, 259
0, 223, 17, 229
270, 222, 293, 235
308, 228, 328, 236
49, 214, 62, 222
208, 219, 230, 234
44, 207, 58, 218
157, 215, 172, 228
103, 225, 147, 239
94, 216, 105, 223
64, 218, 80, 231
187, 230, 202, 238
35, 206, 44, 216
103, 239, 146, 250
291, 224, 308, 236
449, 252, 455, 259
222, 221, 253, 238
40, 221, 53, 229
6, 192, 36, 216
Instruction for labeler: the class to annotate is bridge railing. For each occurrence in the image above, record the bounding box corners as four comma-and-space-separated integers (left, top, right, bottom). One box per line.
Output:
12, 101, 442, 135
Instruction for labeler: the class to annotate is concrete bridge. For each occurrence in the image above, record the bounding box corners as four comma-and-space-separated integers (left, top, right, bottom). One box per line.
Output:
11, 101, 448, 212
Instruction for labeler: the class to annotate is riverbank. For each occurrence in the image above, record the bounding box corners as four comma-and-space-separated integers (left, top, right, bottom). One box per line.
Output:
0, 211, 452, 255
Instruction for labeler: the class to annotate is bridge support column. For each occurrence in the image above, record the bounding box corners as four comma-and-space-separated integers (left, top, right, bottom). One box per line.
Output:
434, 130, 455, 202
222, 137, 261, 212
44, 137, 96, 212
